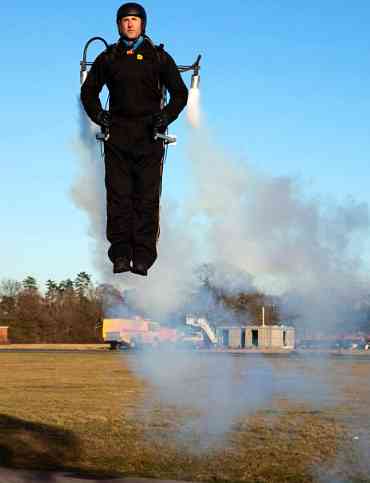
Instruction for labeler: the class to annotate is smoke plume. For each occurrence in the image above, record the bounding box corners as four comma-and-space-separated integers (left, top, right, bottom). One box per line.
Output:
73, 92, 370, 326
128, 351, 337, 452
72, 85, 370, 457
71, 104, 110, 278
186, 126, 370, 330
187, 87, 201, 128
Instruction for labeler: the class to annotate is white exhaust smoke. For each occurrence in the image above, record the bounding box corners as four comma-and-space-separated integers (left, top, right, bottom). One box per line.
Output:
186, 125, 370, 330
72, 86, 370, 454
72, 85, 370, 335
187, 87, 201, 129
71, 105, 110, 278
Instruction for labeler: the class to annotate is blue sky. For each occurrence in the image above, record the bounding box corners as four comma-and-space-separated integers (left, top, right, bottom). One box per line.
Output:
1, 1, 370, 287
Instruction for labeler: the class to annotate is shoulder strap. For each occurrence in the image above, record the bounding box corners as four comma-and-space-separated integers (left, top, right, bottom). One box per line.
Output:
143, 35, 166, 67
104, 38, 165, 66
104, 42, 120, 63
155, 44, 167, 69
143, 36, 167, 104
153, 43, 167, 107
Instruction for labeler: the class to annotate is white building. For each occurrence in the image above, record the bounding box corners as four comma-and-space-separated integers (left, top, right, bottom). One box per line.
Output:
216, 325, 295, 350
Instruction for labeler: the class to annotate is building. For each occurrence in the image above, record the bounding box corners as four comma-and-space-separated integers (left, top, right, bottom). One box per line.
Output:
102, 318, 179, 349
0, 327, 9, 344
216, 325, 295, 350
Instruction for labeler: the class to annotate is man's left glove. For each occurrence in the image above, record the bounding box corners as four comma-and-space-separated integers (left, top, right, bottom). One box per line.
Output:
96, 110, 112, 129
153, 111, 171, 132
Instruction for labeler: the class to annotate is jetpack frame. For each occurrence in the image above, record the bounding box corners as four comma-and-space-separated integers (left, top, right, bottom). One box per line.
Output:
80, 36, 201, 144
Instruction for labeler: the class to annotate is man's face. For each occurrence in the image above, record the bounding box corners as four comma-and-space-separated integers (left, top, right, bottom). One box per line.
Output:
119, 16, 142, 39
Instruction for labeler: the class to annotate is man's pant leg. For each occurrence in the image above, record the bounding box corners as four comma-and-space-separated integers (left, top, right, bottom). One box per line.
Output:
132, 143, 164, 269
104, 142, 134, 263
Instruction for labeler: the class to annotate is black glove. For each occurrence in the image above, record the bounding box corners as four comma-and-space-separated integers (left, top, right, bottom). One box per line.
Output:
96, 110, 112, 128
153, 111, 171, 132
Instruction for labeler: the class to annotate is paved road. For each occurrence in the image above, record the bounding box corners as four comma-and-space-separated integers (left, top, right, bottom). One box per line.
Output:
0, 467, 196, 483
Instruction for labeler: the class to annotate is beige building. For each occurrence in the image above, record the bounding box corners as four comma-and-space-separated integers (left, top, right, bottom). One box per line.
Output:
217, 325, 295, 350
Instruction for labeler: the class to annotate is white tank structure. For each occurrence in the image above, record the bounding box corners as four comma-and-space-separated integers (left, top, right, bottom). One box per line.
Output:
186, 316, 218, 345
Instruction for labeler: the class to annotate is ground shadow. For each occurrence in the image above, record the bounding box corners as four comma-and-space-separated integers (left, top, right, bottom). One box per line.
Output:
0, 414, 122, 481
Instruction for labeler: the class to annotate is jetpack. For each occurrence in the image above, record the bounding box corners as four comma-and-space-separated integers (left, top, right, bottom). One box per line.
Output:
80, 36, 201, 144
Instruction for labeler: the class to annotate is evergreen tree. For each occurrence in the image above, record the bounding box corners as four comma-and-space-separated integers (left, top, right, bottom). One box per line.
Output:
74, 272, 92, 299
22, 276, 38, 292
45, 280, 58, 302
58, 279, 75, 298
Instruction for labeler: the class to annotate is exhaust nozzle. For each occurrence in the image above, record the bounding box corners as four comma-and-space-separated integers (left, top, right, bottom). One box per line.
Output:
80, 67, 88, 86
190, 74, 200, 89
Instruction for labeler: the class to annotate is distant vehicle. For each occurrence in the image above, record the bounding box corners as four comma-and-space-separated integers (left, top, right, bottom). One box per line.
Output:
298, 339, 338, 350
102, 318, 203, 350
298, 337, 369, 351
339, 340, 356, 350
338, 337, 368, 350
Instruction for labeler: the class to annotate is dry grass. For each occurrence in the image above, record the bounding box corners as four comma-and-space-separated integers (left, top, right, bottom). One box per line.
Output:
0, 344, 109, 350
0, 352, 369, 482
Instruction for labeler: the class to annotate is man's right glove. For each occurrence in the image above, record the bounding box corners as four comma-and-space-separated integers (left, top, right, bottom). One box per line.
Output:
96, 110, 112, 128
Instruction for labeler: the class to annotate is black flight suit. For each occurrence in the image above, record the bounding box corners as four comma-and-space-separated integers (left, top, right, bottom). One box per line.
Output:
80, 38, 188, 269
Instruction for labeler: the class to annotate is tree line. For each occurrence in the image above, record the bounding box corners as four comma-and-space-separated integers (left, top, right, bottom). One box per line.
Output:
0, 273, 103, 343
0, 269, 285, 344
1, 266, 368, 343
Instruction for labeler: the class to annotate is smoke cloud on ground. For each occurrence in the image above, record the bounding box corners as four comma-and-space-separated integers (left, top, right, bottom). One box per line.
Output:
128, 352, 338, 452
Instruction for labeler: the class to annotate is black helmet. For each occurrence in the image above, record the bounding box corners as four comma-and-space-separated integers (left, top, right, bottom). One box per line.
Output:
116, 3, 147, 33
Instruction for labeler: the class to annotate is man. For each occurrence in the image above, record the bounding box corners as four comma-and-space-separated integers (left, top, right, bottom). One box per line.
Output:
81, 3, 188, 276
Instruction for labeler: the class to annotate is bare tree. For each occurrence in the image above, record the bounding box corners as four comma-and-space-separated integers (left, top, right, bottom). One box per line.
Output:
0, 279, 21, 298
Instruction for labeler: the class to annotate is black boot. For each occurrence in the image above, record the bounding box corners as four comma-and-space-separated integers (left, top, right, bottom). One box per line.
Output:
113, 256, 131, 274
130, 262, 148, 276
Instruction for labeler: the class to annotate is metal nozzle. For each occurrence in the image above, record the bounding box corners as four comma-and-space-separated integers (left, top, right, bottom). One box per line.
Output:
96, 129, 110, 142
190, 54, 201, 89
190, 74, 200, 89
154, 132, 177, 145
80, 65, 88, 86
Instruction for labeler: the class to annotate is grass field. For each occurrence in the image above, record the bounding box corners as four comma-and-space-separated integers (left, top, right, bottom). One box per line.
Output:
0, 344, 109, 350
0, 351, 369, 482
